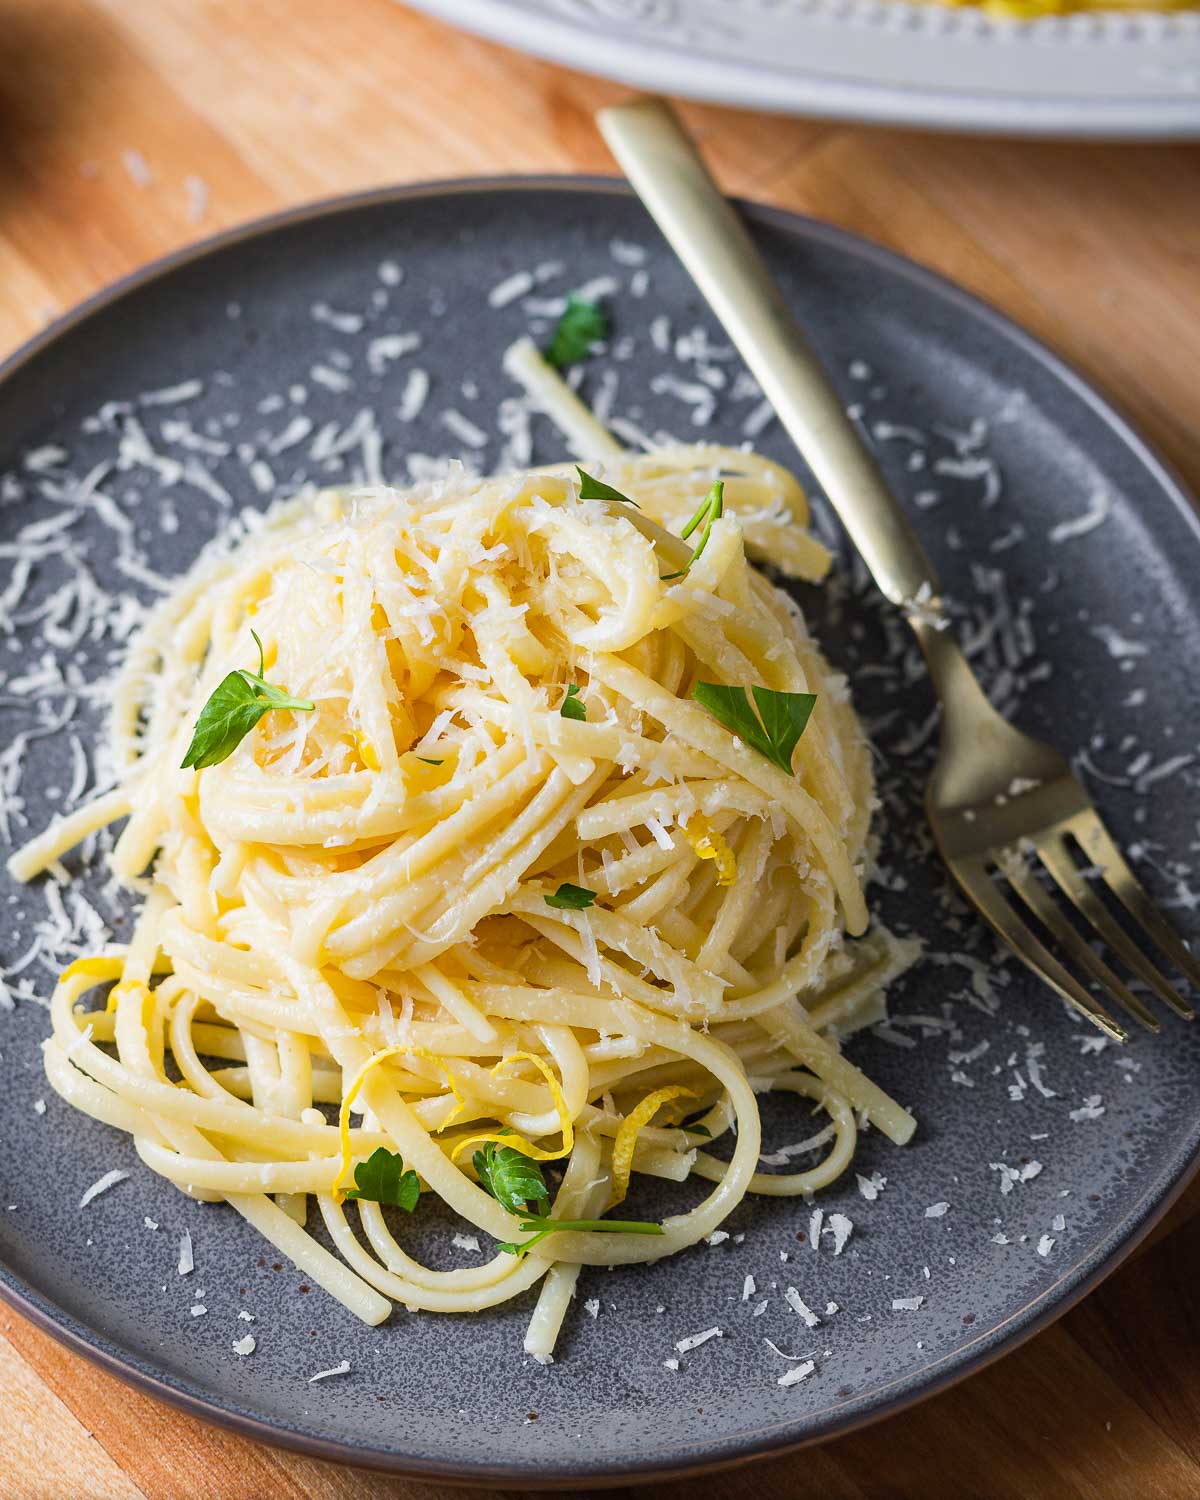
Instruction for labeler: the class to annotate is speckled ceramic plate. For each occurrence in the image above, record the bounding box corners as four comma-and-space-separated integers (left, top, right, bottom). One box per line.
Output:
0, 180, 1198, 1487
396, 0, 1200, 137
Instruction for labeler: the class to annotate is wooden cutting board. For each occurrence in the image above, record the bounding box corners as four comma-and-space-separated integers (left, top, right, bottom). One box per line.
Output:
1, 3, 1199, 1496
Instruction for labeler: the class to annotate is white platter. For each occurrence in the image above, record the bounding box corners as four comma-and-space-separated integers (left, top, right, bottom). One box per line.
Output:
398, 0, 1200, 137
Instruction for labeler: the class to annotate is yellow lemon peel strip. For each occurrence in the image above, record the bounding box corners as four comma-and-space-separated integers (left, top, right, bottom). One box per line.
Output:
450, 1051, 574, 1164
333, 1044, 465, 1202
107, 979, 150, 1016
354, 732, 382, 772
59, 953, 171, 1008
684, 813, 737, 887
58, 955, 125, 987
608, 1084, 698, 1209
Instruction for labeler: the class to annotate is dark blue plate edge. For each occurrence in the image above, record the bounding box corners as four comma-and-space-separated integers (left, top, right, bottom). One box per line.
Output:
0, 174, 1196, 1488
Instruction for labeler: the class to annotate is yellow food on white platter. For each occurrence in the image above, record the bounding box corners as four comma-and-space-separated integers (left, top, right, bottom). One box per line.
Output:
936, 0, 1195, 16
10, 444, 917, 1357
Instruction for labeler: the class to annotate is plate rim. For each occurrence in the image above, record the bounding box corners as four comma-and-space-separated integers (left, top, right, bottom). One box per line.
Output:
0, 173, 1198, 1486
396, 0, 1200, 138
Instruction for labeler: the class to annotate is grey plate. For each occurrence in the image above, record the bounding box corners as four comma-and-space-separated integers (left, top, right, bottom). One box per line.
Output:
0, 179, 1198, 1487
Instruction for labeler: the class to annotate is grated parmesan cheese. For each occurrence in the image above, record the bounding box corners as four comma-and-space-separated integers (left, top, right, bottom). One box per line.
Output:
1048, 491, 1111, 543
784, 1288, 820, 1328
777, 1359, 816, 1388
79, 1169, 129, 1208
675, 1326, 723, 1354
826, 1213, 853, 1256
857, 1172, 886, 1202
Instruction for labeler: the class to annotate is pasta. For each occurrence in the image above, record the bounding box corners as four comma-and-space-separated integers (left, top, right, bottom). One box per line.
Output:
11, 408, 918, 1356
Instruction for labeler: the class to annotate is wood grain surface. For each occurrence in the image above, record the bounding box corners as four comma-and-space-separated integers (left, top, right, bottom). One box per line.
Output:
1, 2, 1198, 1496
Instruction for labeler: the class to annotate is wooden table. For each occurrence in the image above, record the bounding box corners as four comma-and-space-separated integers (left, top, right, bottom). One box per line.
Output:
2, 3, 1199, 1496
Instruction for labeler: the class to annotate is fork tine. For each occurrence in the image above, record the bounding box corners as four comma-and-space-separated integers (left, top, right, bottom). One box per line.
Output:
1069, 812, 1200, 1004
950, 856, 1127, 1042
1037, 836, 1194, 1021
1003, 855, 1159, 1033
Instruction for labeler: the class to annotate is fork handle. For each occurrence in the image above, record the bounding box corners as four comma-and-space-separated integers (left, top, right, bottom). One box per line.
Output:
598, 97, 941, 612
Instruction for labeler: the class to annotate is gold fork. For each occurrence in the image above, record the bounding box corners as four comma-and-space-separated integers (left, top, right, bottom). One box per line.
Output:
599, 97, 1199, 1043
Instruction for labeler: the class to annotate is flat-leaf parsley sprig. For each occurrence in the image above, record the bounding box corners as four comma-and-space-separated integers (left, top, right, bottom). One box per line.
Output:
545, 296, 609, 370
544, 883, 596, 911
345, 1147, 420, 1211
473, 1139, 550, 1216
574, 467, 720, 582
692, 682, 817, 777
181, 629, 315, 770
496, 1215, 665, 1257
662, 480, 723, 580
575, 467, 639, 508
472, 1139, 663, 1256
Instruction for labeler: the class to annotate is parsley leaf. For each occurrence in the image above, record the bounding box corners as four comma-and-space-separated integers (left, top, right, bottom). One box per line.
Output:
560, 684, 587, 722
498, 1216, 664, 1257
691, 682, 817, 777
181, 630, 315, 770
546, 295, 608, 369
662, 481, 723, 581
545, 883, 596, 910
345, 1147, 420, 1210
474, 1142, 550, 1216
180, 674, 271, 769
416, 756, 444, 766
576, 467, 638, 507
